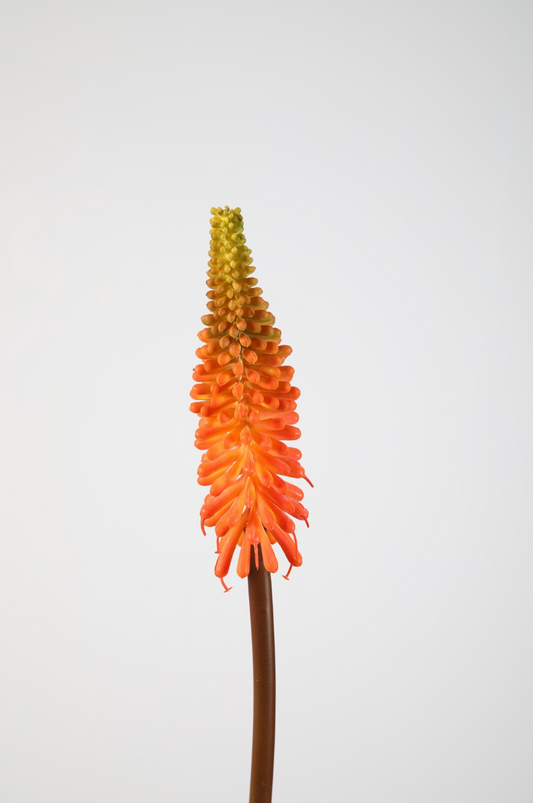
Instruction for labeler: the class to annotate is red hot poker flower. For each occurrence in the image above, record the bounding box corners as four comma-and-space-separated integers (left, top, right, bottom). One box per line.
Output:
190, 206, 312, 591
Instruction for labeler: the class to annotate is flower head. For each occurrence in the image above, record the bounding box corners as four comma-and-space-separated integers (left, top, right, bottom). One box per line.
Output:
190, 206, 312, 590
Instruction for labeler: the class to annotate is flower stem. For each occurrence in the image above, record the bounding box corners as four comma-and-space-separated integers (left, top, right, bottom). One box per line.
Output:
247, 545, 276, 803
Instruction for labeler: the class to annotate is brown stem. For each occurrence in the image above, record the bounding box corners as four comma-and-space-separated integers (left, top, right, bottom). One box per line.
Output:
247, 545, 276, 803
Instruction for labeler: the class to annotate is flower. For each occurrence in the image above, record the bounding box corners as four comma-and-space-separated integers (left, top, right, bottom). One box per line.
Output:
190, 206, 312, 591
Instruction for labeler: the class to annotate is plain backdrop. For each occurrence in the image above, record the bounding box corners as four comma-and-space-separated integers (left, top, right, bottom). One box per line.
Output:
1, 1, 532, 802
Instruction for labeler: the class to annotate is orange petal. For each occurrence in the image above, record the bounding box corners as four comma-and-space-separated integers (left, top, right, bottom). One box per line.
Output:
271, 525, 302, 567
236, 539, 252, 578
254, 491, 277, 531
215, 512, 249, 579
260, 532, 279, 573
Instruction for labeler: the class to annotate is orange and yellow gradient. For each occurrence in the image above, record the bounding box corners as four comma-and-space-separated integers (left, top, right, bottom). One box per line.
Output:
190, 207, 312, 590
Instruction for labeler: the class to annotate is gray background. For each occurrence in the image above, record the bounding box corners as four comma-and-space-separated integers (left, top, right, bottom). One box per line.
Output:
1, 1, 532, 801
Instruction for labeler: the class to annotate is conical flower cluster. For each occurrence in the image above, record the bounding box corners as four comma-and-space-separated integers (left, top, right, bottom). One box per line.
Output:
190, 206, 311, 590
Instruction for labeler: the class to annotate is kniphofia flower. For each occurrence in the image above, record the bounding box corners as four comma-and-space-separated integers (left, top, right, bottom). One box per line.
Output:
190, 206, 312, 590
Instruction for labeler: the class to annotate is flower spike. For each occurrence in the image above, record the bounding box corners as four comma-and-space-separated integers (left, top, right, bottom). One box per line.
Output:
191, 206, 310, 586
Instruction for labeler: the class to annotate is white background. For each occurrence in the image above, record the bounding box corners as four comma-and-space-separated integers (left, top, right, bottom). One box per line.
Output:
1, 1, 532, 801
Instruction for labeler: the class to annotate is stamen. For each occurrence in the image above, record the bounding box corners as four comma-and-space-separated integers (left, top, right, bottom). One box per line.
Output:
283, 564, 293, 581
